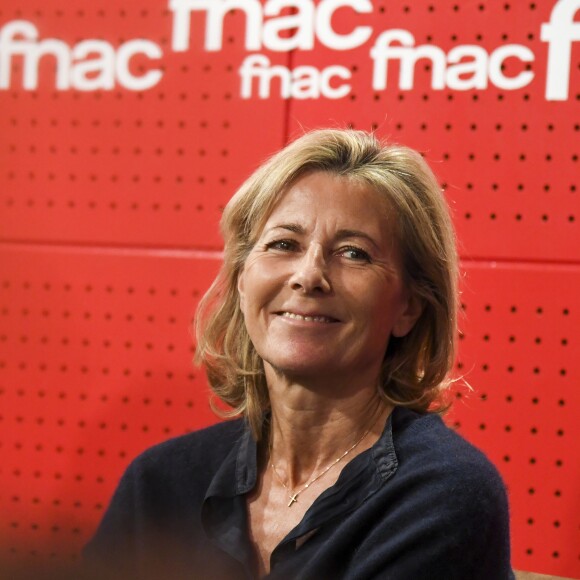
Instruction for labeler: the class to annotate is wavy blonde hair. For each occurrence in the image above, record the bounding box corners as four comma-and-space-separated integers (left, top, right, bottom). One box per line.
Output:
195, 129, 459, 440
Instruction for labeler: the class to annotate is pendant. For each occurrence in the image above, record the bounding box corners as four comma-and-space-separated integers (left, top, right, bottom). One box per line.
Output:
287, 493, 298, 507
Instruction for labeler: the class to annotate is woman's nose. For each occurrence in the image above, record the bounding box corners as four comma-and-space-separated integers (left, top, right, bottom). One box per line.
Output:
288, 245, 331, 294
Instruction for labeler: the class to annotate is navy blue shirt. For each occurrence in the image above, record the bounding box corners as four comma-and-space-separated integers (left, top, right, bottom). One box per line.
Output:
84, 407, 514, 579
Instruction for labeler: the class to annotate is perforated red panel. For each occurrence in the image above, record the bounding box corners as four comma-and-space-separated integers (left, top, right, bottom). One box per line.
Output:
1, 0, 578, 577
0, 244, 221, 566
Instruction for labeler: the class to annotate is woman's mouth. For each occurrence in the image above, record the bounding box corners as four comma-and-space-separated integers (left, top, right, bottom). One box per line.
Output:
278, 312, 338, 323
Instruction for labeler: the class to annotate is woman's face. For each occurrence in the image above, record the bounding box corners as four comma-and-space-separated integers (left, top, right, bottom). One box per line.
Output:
237, 171, 421, 387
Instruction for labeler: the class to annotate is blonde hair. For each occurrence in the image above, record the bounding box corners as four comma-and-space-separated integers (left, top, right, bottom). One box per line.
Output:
195, 129, 459, 440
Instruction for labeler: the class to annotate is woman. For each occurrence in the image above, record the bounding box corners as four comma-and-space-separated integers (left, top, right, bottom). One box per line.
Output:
84, 129, 513, 579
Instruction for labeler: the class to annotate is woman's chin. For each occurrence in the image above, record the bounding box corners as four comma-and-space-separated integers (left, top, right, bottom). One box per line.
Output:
264, 355, 337, 380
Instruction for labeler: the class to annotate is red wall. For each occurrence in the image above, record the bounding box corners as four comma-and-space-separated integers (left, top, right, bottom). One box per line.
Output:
1, 0, 578, 577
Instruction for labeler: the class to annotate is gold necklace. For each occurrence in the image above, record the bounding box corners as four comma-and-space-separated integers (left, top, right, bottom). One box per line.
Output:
270, 416, 380, 507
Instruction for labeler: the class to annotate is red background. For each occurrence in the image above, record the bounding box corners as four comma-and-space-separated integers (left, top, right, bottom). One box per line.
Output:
1, 0, 578, 577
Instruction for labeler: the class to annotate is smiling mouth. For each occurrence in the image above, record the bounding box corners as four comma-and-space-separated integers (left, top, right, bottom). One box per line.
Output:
278, 312, 338, 323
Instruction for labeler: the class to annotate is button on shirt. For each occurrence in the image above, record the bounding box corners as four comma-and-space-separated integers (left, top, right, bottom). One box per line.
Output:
84, 407, 514, 579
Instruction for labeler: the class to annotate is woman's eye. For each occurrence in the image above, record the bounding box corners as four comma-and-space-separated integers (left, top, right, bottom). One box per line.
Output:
265, 239, 297, 252
340, 246, 371, 262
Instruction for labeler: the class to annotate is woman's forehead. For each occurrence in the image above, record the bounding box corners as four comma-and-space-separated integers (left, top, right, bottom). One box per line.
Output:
258, 172, 396, 237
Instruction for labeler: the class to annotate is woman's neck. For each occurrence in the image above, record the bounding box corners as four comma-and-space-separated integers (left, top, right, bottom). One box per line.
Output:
265, 372, 393, 490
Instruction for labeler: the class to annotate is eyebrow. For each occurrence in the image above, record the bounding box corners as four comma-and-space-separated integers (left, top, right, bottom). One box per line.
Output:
336, 229, 381, 251
267, 223, 305, 234
267, 224, 381, 251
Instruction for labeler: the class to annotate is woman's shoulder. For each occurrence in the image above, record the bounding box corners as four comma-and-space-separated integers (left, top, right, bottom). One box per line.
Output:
386, 407, 511, 559
392, 407, 507, 495
358, 408, 513, 578
127, 418, 247, 481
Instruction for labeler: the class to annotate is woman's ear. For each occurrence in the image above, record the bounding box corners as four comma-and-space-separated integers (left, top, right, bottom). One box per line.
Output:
392, 293, 423, 338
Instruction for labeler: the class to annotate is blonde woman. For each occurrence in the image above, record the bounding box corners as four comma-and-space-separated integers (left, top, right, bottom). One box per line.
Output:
85, 129, 513, 579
